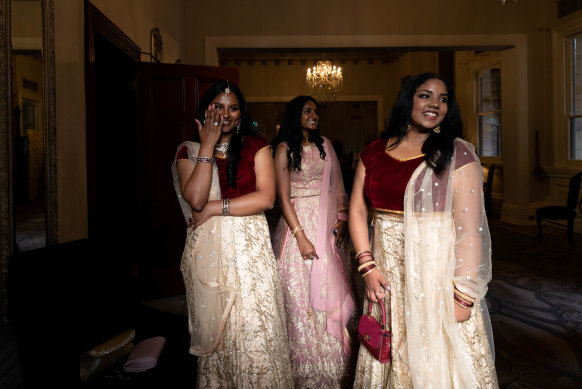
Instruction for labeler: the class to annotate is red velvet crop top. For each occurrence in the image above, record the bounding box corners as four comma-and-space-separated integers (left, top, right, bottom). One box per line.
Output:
176, 135, 271, 198
360, 138, 424, 213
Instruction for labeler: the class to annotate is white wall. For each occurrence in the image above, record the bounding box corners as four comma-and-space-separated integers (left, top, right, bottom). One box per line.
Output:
55, 0, 87, 242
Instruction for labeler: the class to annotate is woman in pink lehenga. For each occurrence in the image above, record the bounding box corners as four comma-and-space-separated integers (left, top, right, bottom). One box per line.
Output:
271, 96, 356, 388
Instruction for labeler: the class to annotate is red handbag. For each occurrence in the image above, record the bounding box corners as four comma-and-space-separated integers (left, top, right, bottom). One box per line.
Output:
357, 299, 391, 363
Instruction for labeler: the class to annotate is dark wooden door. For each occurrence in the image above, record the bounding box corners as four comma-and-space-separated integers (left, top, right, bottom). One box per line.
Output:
136, 63, 239, 297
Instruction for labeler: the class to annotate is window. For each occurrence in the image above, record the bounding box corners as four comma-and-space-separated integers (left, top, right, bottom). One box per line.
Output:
476, 67, 502, 157
568, 33, 582, 160
555, 16, 582, 166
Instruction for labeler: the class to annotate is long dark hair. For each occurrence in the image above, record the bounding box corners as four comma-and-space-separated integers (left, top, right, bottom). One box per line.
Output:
196, 80, 257, 188
382, 72, 462, 175
271, 96, 325, 171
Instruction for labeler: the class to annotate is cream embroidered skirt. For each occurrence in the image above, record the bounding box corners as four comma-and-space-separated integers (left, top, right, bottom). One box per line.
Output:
195, 214, 294, 388
353, 213, 412, 389
353, 213, 497, 389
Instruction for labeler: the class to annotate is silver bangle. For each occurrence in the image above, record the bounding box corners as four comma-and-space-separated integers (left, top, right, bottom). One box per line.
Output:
196, 156, 214, 164
222, 198, 230, 216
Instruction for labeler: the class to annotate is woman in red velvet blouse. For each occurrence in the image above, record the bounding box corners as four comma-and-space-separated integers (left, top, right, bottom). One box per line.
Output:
350, 73, 497, 388
171, 81, 293, 388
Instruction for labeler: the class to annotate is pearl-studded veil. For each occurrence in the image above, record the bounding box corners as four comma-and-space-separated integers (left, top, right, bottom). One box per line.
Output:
171, 141, 235, 356
403, 138, 494, 387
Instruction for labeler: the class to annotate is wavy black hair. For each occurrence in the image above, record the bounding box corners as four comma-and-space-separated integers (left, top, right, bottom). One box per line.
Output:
382, 72, 463, 175
196, 80, 257, 188
271, 96, 325, 171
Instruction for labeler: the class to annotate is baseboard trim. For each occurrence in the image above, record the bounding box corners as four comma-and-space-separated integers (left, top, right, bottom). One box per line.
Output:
501, 202, 582, 234
500, 203, 536, 226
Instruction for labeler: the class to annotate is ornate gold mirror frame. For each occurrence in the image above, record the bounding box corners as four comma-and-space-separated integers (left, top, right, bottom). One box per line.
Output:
0, 0, 56, 327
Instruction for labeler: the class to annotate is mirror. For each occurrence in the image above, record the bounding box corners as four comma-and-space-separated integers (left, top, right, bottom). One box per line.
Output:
0, 0, 56, 326
11, 0, 45, 252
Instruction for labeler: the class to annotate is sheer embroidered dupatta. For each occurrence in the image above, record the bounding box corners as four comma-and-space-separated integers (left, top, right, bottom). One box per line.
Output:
171, 141, 235, 356
403, 139, 494, 387
311, 138, 354, 356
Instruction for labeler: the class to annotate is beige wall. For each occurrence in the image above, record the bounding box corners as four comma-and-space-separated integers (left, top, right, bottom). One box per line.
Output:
182, 0, 549, 65
55, 0, 186, 242
183, 0, 554, 225
90, 0, 185, 64
238, 51, 438, 135
11, 0, 42, 49
55, 0, 86, 242
53, 0, 580, 242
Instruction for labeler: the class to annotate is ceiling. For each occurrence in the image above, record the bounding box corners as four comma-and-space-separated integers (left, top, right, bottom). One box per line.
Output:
217, 45, 513, 66
218, 47, 408, 66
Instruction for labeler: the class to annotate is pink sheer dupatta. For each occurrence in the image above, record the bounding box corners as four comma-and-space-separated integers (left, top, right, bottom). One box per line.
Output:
311, 138, 354, 356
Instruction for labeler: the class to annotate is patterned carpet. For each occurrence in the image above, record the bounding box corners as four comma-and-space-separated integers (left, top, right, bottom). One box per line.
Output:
487, 218, 582, 388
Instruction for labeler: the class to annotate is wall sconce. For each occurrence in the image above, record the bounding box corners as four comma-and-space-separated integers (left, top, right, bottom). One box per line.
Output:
150, 27, 163, 63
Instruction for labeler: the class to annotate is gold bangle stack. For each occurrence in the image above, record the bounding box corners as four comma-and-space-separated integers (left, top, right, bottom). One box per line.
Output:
196, 156, 215, 164
291, 225, 303, 236
454, 289, 474, 302
357, 261, 377, 271
454, 299, 471, 309
355, 249, 372, 259
361, 268, 376, 278
453, 284, 475, 309
222, 198, 230, 216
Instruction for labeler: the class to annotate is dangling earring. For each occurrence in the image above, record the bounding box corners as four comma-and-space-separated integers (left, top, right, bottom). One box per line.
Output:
433, 125, 441, 134
406, 123, 412, 132
236, 122, 240, 134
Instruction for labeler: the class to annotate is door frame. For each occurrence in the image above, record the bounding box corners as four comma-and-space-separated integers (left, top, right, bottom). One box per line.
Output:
84, 0, 140, 240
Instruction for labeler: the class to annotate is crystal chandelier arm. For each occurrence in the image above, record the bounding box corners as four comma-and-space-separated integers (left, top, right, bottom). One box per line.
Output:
306, 60, 343, 103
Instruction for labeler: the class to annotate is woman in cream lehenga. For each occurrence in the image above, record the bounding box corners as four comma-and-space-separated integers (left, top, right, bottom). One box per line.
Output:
349, 73, 498, 388
271, 96, 355, 388
171, 80, 293, 388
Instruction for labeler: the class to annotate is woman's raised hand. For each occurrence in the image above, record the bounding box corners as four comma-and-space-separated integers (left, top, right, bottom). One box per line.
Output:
194, 104, 223, 148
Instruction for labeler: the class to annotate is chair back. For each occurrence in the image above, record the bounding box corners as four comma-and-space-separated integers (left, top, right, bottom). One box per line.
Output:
566, 172, 582, 210
484, 163, 495, 212
486, 164, 495, 189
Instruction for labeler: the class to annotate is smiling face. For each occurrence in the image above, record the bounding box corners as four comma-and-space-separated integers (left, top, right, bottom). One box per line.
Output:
209, 92, 241, 134
410, 78, 449, 132
300, 100, 319, 132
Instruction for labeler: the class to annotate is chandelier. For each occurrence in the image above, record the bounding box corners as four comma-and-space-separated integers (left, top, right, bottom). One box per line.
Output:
306, 60, 343, 103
